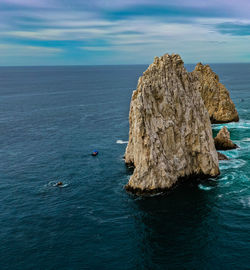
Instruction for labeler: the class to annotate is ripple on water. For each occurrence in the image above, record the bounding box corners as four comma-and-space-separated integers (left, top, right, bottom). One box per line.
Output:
216, 170, 249, 199
219, 159, 246, 170
217, 172, 237, 186
240, 196, 250, 208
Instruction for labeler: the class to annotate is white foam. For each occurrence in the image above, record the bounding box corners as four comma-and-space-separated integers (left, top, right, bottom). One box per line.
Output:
242, 138, 250, 142
240, 197, 250, 208
198, 184, 214, 191
219, 159, 246, 170
116, 140, 128, 144
212, 120, 250, 130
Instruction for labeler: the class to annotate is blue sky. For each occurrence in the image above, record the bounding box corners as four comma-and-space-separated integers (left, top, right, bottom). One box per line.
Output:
0, 0, 250, 65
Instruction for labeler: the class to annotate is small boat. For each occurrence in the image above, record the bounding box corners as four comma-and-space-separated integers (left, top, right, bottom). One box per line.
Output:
92, 150, 98, 156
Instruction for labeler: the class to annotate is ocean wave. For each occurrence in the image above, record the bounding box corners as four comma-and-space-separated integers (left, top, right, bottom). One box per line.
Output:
218, 150, 240, 159
242, 138, 250, 142
216, 170, 249, 199
217, 172, 237, 187
116, 140, 128, 144
212, 120, 250, 130
219, 187, 248, 198
219, 159, 246, 170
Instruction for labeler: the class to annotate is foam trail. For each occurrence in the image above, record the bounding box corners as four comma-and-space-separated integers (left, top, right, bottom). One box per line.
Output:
116, 140, 128, 144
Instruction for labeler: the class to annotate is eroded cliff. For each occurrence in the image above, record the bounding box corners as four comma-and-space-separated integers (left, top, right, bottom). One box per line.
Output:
125, 54, 220, 194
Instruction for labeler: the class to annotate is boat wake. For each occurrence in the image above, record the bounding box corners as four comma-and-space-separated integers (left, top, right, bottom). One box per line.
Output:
47, 181, 69, 188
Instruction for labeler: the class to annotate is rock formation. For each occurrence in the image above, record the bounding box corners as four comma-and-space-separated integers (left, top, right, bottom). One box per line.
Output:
191, 63, 239, 123
214, 126, 238, 150
125, 54, 220, 194
217, 152, 229, 160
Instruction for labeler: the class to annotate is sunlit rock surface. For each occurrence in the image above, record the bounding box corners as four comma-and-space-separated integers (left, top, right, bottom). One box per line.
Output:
191, 63, 239, 123
125, 54, 220, 194
214, 126, 238, 150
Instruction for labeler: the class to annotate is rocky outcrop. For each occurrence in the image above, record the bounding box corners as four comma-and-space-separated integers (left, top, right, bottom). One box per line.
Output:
125, 54, 220, 194
191, 63, 239, 123
217, 152, 229, 160
214, 126, 238, 150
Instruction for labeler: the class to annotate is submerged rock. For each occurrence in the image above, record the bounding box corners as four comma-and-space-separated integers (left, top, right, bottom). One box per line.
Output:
191, 63, 239, 124
214, 126, 238, 150
125, 54, 220, 194
217, 152, 229, 160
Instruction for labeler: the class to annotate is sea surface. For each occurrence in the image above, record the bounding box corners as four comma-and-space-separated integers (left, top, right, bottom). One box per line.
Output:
0, 64, 249, 270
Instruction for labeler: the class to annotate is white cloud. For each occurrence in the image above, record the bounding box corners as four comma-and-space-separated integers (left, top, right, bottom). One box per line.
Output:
1, 0, 55, 8
0, 1, 250, 64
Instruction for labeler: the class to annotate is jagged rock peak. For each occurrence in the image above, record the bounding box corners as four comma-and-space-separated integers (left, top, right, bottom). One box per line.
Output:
214, 126, 238, 150
125, 53, 220, 194
191, 63, 239, 123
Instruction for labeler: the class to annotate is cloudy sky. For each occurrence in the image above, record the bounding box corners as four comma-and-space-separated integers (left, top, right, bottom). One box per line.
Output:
0, 0, 250, 65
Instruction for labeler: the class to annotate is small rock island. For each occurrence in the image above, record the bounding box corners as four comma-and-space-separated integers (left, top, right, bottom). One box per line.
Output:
214, 126, 238, 150
125, 54, 221, 194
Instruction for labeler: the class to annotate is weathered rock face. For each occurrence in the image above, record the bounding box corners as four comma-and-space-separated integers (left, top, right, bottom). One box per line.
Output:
214, 126, 238, 150
125, 54, 220, 194
191, 63, 239, 124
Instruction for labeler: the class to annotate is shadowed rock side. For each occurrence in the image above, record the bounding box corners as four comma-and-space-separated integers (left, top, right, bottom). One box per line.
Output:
125, 54, 220, 194
191, 63, 239, 124
217, 152, 229, 160
214, 126, 238, 150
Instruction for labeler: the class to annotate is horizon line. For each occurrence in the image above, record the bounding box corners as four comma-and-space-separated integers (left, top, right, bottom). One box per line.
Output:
0, 62, 250, 68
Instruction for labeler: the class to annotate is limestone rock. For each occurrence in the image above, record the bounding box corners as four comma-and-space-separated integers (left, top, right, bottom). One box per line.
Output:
191, 63, 239, 123
125, 54, 220, 194
214, 126, 238, 150
217, 152, 229, 160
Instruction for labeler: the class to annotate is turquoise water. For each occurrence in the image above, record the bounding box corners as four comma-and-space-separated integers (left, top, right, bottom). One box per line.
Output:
0, 64, 249, 269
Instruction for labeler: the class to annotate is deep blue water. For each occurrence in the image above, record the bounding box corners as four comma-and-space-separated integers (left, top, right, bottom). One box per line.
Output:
0, 64, 249, 270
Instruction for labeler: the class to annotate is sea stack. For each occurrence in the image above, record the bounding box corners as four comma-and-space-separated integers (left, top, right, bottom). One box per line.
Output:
125, 54, 220, 194
191, 63, 239, 123
214, 126, 238, 150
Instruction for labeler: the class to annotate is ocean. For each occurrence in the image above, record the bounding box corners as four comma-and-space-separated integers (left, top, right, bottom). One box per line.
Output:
0, 64, 249, 269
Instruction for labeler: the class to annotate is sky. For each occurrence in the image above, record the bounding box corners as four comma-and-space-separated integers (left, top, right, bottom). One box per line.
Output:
0, 0, 250, 65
